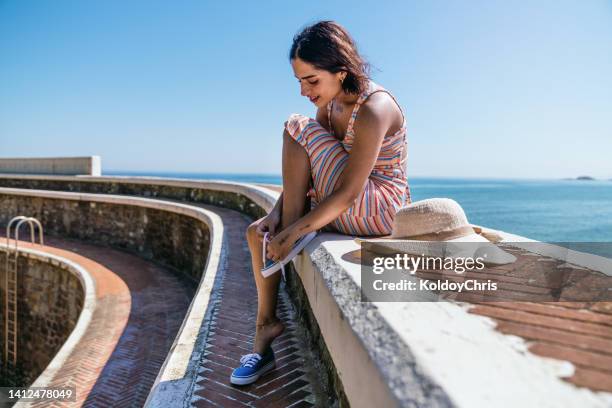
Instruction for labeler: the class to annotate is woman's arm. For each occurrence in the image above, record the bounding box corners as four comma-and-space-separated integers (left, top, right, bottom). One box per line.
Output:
254, 191, 283, 241
267, 95, 396, 261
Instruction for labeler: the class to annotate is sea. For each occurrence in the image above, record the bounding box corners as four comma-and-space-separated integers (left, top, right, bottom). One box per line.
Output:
104, 171, 612, 244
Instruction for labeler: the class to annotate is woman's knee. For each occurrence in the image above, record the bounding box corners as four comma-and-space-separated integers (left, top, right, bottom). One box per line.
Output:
283, 119, 303, 146
246, 219, 258, 238
284, 113, 312, 142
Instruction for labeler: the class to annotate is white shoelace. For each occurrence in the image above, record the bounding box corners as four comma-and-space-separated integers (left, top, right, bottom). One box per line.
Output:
262, 232, 286, 280
240, 353, 262, 368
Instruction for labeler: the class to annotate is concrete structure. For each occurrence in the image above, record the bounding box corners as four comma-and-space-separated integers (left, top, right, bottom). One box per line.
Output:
0, 245, 90, 387
0, 157, 101, 176
0, 175, 611, 407
2, 234, 199, 407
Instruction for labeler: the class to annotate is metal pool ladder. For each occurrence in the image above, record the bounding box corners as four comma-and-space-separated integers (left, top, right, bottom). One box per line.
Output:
3, 216, 44, 370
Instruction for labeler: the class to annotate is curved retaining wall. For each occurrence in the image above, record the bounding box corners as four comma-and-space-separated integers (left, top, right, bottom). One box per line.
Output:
0, 175, 268, 221
0, 246, 93, 388
0, 187, 229, 407
0, 192, 210, 283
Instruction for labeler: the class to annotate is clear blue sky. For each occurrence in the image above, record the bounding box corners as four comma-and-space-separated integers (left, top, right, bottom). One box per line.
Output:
1, 0, 611, 178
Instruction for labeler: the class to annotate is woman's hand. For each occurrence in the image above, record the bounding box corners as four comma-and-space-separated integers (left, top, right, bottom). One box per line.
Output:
255, 210, 281, 243
266, 228, 298, 262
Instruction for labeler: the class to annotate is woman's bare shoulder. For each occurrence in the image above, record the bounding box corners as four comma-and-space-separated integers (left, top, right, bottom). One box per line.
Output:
358, 91, 403, 132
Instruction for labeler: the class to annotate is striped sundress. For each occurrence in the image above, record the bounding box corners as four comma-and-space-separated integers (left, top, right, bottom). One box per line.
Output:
285, 81, 410, 236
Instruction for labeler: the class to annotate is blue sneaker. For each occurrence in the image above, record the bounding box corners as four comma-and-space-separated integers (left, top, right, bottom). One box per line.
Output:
261, 231, 317, 278
230, 348, 275, 385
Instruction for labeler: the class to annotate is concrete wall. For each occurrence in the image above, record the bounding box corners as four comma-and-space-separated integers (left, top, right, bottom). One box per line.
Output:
0, 157, 101, 176
0, 250, 84, 387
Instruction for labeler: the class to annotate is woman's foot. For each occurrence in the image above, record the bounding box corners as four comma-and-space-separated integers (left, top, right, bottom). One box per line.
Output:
254, 318, 285, 354
229, 319, 283, 385
230, 348, 276, 385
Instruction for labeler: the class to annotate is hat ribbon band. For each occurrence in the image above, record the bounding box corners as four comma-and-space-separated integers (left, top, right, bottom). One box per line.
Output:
392, 225, 475, 241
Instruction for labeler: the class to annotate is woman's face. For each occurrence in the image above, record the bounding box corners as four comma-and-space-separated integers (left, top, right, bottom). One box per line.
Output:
291, 57, 344, 108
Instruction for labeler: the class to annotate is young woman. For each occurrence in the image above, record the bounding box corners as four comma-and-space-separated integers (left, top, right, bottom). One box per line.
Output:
230, 20, 410, 385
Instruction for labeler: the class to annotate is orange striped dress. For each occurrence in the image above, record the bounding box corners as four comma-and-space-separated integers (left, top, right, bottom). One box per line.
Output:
285, 81, 410, 236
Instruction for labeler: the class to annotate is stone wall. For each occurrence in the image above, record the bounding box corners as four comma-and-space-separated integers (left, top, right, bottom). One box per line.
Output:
0, 250, 84, 386
0, 178, 266, 221
0, 195, 210, 283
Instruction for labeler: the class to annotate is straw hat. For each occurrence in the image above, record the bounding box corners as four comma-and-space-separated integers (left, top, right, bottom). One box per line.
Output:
356, 198, 516, 265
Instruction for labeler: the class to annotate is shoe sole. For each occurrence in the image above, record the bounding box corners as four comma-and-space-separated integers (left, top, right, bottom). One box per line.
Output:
230, 360, 276, 386
261, 232, 317, 278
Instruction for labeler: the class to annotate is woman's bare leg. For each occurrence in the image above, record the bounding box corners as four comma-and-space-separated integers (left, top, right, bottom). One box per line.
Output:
246, 129, 311, 354
279, 129, 311, 230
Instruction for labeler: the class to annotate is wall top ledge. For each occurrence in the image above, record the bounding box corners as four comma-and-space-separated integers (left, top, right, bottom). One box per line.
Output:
304, 232, 612, 408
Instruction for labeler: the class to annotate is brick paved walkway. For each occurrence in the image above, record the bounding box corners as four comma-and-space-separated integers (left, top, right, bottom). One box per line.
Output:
188, 206, 322, 407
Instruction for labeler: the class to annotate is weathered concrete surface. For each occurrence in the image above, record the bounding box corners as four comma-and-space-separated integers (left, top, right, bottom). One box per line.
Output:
0, 157, 100, 176
304, 235, 612, 408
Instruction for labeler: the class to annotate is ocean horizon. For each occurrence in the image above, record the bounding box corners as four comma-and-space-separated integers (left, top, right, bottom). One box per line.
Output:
104, 171, 612, 243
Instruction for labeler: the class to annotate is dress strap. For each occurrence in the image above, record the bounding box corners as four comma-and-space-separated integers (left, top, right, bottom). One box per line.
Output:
326, 102, 333, 136
345, 86, 370, 136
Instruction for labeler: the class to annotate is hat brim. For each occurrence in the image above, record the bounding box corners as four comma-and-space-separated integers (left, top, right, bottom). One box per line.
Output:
355, 233, 516, 266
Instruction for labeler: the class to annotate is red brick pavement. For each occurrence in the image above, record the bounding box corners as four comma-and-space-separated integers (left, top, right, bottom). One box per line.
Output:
12, 236, 195, 407
188, 208, 322, 408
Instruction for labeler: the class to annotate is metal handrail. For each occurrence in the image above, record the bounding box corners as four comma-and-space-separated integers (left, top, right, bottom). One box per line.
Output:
6, 216, 44, 252
6, 216, 31, 248
15, 218, 44, 248
28, 218, 44, 246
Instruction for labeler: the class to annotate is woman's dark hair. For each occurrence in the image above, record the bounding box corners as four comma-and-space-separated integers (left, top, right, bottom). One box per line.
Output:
289, 21, 370, 95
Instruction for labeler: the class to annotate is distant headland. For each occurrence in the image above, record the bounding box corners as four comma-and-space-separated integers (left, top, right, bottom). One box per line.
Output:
562, 176, 598, 181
